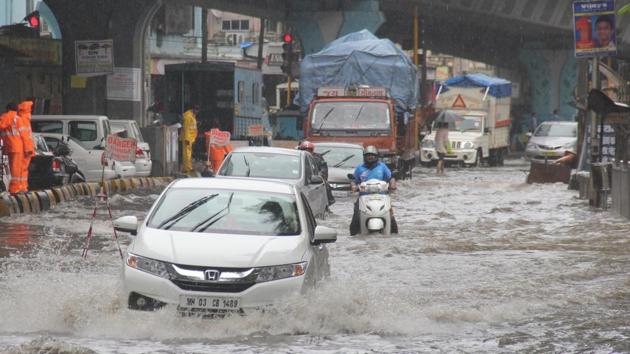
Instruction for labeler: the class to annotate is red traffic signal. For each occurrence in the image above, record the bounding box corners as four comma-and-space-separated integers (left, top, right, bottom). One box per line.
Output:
24, 11, 40, 28
282, 33, 293, 43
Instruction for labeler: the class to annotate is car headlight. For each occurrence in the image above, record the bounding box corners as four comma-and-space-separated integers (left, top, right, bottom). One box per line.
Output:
127, 253, 170, 278
422, 139, 435, 148
463, 141, 474, 149
255, 262, 307, 283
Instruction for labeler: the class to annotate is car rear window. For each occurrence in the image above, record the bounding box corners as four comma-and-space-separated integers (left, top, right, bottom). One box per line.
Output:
32, 121, 63, 134
219, 152, 301, 179
148, 188, 301, 236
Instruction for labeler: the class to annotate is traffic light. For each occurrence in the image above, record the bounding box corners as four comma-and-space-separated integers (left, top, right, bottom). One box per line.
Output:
281, 33, 294, 76
24, 11, 40, 29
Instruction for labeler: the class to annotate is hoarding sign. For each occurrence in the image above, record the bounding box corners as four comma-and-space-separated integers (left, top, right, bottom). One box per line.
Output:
207, 128, 231, 146
106, 134, 137, 162
247, 124, 265, 136
574, 0, 617, 58
75, 39, 114, 75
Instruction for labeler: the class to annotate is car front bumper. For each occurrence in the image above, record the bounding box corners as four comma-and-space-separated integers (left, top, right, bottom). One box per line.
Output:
123, 264, 306, 313
420, 148, 478, 164
525, 148, 566, 163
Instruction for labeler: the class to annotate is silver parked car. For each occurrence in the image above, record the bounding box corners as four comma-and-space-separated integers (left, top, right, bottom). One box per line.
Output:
217, 147, 328, 218
314, 142, 364, 197
525, 121, 578, 163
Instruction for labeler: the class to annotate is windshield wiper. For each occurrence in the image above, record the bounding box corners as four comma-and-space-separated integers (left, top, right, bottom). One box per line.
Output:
319, 149, 331, 157
351, 104, 365, 124
158, 194, 219, 230
242, 155, 251, 177
333, 154, 355, 168
317, 107, 335, 130
193, 193, 235, 232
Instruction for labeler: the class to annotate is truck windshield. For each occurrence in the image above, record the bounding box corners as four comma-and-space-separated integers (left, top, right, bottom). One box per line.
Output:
311, 101, 390, 131
434, 114, 483, 132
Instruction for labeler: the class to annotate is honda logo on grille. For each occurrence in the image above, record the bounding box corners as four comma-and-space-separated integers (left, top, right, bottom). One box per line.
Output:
205, 270, 221, 281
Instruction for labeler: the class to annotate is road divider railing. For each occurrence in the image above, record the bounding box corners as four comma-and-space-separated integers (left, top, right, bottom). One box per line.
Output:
0, 176, 174, 217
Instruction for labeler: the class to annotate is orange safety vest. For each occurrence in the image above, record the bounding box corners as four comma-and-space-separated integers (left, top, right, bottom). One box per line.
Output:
17, 101, 34, 153
0, 110, 23, 153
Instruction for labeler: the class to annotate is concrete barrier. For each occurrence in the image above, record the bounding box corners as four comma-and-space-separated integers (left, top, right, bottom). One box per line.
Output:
1, 176, 175, 217
15, 194, 31, 213
27, 193, 41, 213
35, 191, 51, 211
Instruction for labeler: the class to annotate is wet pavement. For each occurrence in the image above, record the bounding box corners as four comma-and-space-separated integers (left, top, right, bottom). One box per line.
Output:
0, 159, 629, 353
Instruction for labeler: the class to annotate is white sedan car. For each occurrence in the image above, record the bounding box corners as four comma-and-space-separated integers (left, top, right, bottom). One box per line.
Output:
114, 177, 337, 315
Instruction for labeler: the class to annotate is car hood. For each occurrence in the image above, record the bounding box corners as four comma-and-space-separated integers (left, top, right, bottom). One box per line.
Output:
328, 166, 354, 184
131, 228, 307, 267
529, 136, 576, 148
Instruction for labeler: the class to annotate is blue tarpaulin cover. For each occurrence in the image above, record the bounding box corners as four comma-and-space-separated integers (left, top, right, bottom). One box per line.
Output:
443, 73, 512, 98
297, 29, 418, 113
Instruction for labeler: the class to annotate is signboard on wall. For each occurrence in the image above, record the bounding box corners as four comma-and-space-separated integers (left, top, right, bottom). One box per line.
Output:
107, 67, 141, 101
75, 39, 114, 75
573, 0, 617, 58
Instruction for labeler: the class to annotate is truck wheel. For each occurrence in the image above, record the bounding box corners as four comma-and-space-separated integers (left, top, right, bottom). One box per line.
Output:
497, 149, 505, 166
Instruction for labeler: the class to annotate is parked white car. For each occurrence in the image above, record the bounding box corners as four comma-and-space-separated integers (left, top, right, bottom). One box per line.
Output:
114, 177, 337, 315
39, 133, 116, 182
110, 120, 152, 177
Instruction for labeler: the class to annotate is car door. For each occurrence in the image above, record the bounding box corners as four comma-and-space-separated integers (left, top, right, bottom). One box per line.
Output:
300, 193, 330, 281
303, 154, 327, 217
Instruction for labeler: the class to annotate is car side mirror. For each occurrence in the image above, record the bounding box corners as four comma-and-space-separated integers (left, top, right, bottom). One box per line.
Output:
312, 225, 337, 244
113, 215, 138, 236
526, 132, 532, 138
347, 173, 355, 181
310, 175, 323, 184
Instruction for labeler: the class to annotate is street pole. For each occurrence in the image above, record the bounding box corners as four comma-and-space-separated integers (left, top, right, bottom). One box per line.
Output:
257, 18, 265, 69
420, 15, 427, 106
201, 7, 208, 63
287, 75, 292, 108
591, 56, 600, 164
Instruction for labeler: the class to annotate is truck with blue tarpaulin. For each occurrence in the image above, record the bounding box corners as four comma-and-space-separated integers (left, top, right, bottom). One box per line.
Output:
420, 73, 512, 167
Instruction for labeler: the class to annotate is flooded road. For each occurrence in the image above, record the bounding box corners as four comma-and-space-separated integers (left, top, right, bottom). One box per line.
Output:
1, 159, 629, 353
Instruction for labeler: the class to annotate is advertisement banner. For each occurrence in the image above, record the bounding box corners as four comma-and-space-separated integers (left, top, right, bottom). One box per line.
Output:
106, 134, 137, 162
75, 39, 114, 75
574, 0, 617, 58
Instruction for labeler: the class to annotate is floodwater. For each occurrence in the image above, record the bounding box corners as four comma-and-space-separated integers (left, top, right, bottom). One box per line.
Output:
0, 159, 629, 353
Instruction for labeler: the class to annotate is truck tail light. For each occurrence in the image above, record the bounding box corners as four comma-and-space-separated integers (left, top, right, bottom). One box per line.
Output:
52, 159, 61, 172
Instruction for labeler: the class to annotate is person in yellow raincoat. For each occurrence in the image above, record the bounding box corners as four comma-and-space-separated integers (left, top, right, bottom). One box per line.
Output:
180, 104, 199, 174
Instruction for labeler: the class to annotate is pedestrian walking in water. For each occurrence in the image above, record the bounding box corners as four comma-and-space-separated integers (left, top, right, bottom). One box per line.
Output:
529, 112, 538, 133
435, 122, 449, 175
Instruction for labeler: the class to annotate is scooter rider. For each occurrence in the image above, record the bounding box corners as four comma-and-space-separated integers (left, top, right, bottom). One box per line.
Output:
350, 145, 398, 235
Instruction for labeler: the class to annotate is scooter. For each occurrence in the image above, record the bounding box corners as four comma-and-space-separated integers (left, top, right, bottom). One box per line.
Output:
53, 140, 86, 183
348, 174, 392, 235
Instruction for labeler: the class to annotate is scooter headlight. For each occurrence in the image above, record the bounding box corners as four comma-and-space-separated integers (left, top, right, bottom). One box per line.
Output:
463, 141, 475, 149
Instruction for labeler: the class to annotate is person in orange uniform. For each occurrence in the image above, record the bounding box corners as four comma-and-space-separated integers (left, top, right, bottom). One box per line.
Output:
17, 100, 34, 192
0, 102, 24, 194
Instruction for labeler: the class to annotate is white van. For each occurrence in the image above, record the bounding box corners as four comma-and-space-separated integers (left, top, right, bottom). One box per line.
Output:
31, 115, 136, 178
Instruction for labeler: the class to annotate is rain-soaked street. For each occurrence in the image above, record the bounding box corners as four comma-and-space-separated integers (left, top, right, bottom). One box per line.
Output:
1, 159, 629, 353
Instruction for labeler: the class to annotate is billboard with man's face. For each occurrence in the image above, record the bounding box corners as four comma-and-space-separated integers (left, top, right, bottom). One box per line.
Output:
574, 0, 617, 58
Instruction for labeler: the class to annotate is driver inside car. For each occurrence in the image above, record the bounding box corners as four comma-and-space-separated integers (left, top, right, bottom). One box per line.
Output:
349, 145, 398, 235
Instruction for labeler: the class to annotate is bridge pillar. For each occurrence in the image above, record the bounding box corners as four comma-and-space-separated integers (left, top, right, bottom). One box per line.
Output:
287, 0, 385, 55
44, 0, 159, 121
518, 44, 578, 121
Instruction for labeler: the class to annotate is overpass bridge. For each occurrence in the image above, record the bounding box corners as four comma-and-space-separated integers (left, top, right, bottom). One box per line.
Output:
41, 0, 630, 122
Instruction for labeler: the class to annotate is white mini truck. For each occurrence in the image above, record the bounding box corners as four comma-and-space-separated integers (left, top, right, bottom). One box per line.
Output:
421, 74, 512, 167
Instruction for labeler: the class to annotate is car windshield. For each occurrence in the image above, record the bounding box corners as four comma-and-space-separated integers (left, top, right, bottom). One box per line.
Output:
315, 146, 363, 168
535, 123, 577, 137
220, 152, 301, 179
147, 188, 301, 236
311, 101, 390, 130
434, 114, 483, 132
